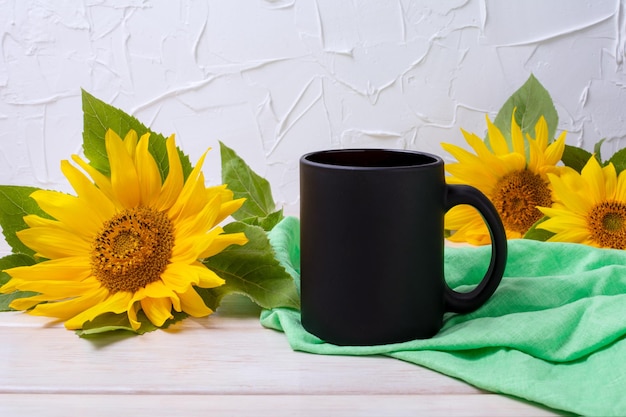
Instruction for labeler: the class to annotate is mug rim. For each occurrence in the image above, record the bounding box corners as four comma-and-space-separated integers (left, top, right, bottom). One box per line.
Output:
301, 148, 443, 170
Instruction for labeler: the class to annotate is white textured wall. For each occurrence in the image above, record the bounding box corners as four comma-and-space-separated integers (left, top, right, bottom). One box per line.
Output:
1, 0, 626, 221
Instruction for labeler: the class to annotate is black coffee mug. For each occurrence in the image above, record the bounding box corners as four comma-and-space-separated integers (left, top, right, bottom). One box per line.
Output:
299, 149, 507, 346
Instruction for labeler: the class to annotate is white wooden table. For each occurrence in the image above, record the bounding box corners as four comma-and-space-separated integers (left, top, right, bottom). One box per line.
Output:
0, 295, 562, 417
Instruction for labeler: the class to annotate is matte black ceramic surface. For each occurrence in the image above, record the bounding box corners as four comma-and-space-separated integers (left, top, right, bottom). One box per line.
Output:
299, 149, 507, 346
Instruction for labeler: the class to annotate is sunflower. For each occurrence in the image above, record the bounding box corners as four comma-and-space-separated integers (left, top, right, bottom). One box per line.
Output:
442, 113, 566, 244
0, 129, 248, 330
537, 156, 626, 249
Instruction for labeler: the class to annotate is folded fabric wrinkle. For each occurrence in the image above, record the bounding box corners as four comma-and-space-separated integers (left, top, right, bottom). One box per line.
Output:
263, 216, 626, 417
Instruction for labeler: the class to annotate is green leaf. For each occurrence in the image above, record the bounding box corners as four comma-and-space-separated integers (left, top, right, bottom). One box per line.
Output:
239, 209, 285, 231
593, 138, 607, 163
81, 89, 193, 180
266, 216, 301, 294
0, 185, 48, 256
257, 209, 285, 230
0, 254, 37, 310
76, 309, 188, 337
561, 145, 593, 173
198, 221, 300, 311
491, 74, 558, 148
608, 146, 626, 174
523, 216, 555, 241
220, 141, 283, 229
75, 312, 136, 336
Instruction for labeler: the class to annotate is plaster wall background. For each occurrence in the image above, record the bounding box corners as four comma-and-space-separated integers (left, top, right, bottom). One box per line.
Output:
1, 0, 626, 222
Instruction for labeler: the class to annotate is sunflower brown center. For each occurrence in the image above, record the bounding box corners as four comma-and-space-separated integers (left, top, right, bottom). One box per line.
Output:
587, 201, 626, 249
491, 170, 552, 234
91, 207, 174, 293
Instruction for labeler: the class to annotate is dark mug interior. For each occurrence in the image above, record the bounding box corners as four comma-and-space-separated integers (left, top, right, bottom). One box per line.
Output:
303, 149, 440, 168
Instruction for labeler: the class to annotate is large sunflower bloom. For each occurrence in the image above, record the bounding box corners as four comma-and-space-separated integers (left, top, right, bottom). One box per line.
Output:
442, 114, 566, 244
0, 129, 247, 330
537, 156, 626, 249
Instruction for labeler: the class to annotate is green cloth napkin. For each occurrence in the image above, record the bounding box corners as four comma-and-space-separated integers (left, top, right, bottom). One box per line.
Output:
262, 216, 626, 416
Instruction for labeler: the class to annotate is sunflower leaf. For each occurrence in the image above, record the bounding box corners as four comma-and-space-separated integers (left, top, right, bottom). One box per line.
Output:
220, 141, 283, 230
593, 138, 607, 163
492, 74, 558, 146
81, 89, 193, 180
198, 221, 300, 311
238, 209, 285, 231
0, 185, 49, 257
76, 310, 188, 338
0, 254, 38, 311
561, 145, 593, 173
608, 146, 626, 174
523, 216, 555, 241
75, 312, 136, 336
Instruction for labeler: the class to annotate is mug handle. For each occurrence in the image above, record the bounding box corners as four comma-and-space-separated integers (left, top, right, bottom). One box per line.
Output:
443, 184, 508, 313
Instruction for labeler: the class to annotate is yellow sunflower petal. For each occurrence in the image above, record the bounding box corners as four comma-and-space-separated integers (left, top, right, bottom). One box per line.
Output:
179, 287, 213, 317
537, 209, 587, 232
172, 225, 222, 265
199, 232, 249, 259
543, 132, 566, 166
107, 129, 141, 208
61, 160, 116, 224
5, 257, 91, 283
192, 262, 226, 288
16, 227, 91, 259
447, 203, 509, 244
161, 263, 198, 292
168, 149, 210, 222
173, 196, 221, 243
28, 287, 109, 320
71, 155, 116, 203
135, 133, 163, 206
164, 261, 224, 289
526, 136, 541, 174
14, 280, 100, 298
22, 214, 57, 229
616, 169, 626, 201
9, 295, 53, 311
29, 189, 102, 239
548, 173, 593, 214
123, 130, 139, 158
510, 117, 525, 155
134, 281, 182, 312
141, 280, 180, 301
533, 116, 549, 151
445, 163, 498, 187
557, 167, 587, 195
603, 163, 617, 200
22, 215, 83, 243
497, 152, 527, 173
156, 134, 184, 211
444, 205, 483, 230
215, 198, 246, 225
486, 116, 510, 156
546, 228, 590, 244
448, 220, 492, 245
127, 302, 142, 330
63, 291, 133, 330
463, 129, 500, 161
441, 142, 485, 166
206, 183, 232, 199
141, 297, 173, 327
580, 156, 606, 204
